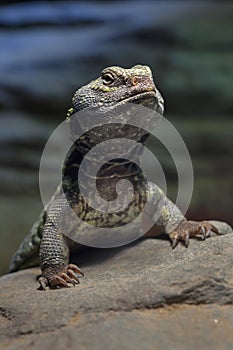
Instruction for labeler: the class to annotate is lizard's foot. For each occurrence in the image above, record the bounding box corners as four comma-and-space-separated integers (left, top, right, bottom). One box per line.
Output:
38, 263, 84, 290
169, 220, 219, 249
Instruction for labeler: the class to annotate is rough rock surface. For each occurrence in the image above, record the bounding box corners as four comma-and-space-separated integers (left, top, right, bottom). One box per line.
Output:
0, 221, 232, 350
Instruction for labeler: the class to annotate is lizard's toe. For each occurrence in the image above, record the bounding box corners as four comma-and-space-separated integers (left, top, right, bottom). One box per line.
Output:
60, 272, 78, 286
68, 263, 84, 276
50, 275, 71, 288
195, 221, 219, 240
170, 230, 190, 249
169, 220, 220, 249
67, 269, 80, 284
38, 276, 48, 290
39, 263, 83, 290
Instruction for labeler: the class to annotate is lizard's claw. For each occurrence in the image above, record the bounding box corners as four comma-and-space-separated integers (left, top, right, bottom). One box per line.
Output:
38, 263, 84, 290
169, 220, 219, 249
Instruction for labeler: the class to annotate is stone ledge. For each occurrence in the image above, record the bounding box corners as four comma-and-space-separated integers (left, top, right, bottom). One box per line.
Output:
0, 221, 232, 349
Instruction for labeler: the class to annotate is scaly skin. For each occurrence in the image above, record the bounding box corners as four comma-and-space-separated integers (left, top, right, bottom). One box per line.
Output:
9, 65, 219, 289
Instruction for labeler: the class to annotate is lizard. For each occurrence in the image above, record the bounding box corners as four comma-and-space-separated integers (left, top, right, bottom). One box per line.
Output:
9, 64, 220, 290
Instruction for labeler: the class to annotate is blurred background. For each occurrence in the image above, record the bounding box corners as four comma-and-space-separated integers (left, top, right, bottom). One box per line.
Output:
0, 0, 232, 274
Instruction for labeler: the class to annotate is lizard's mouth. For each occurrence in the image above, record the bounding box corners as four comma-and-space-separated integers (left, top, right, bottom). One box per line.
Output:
118, 90, 164, 114
69, 91, 164, 116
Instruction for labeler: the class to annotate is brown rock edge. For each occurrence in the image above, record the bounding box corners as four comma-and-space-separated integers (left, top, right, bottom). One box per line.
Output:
0, 221, 232, 350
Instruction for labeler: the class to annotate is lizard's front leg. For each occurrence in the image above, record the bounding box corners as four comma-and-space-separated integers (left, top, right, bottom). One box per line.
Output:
38, 199, 83, 290
145, 182, 220, 248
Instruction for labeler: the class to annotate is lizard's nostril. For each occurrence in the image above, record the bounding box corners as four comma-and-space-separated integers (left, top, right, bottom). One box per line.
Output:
142, 86, 156, 94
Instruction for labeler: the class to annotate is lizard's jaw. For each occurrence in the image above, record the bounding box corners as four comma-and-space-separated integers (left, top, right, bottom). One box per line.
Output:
118, 91, 164, 114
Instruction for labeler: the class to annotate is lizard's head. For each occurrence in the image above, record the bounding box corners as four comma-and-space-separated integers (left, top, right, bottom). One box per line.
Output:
67, 65, 164, 153
70, 65, 164, 115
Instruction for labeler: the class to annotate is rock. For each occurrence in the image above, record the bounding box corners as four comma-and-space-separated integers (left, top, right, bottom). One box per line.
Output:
0, 221, 232, 349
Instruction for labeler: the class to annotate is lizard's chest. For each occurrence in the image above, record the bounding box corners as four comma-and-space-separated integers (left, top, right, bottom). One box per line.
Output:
61, 143, 148, 247
64, 175, 148, 247
64, 152, 148, 224
73, 181, 148, 227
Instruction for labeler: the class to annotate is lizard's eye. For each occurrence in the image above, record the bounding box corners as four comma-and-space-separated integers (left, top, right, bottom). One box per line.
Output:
131, 76, 139, 86
102, 72, 115, 85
